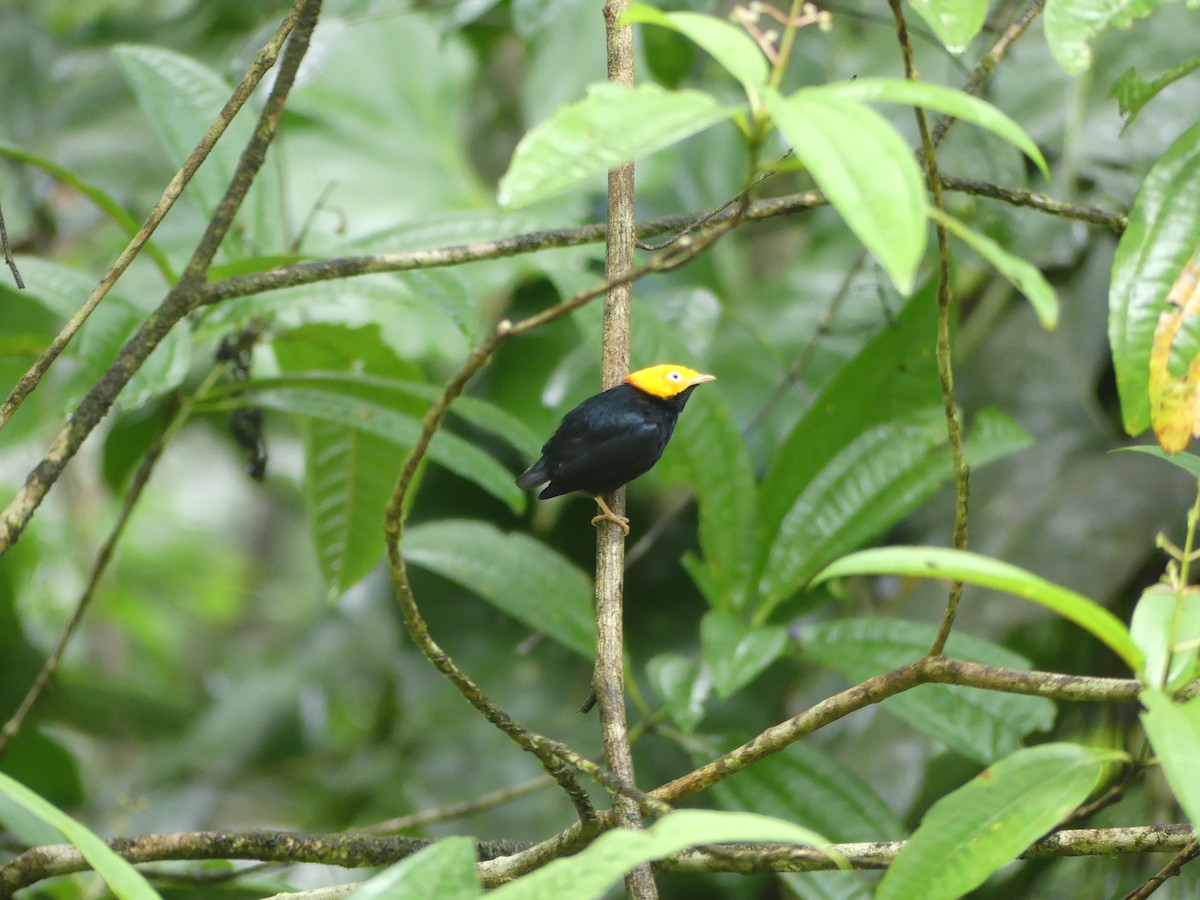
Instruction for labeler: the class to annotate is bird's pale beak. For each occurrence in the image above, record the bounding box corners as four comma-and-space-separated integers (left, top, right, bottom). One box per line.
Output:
689, 373, 717, 385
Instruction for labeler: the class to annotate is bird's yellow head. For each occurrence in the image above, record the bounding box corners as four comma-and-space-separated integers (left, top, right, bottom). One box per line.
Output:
625, 364, 716, 399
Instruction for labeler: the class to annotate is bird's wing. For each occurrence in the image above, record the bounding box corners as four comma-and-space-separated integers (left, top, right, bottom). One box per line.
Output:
538, 400, 666, 497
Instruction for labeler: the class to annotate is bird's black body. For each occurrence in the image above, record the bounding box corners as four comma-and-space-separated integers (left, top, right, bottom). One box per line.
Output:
516, 382, 700, 499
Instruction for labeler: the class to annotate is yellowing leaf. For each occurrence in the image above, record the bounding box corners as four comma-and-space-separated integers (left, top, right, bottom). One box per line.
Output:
1149, 257, 1200, 452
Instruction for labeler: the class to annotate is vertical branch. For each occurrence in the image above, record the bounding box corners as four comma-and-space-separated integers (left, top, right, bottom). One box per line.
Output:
887, 0, 969, 656
599, 1, 657, 899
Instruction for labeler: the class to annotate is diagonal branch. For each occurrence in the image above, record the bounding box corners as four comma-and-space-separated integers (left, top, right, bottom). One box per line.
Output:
0, 0, 323, 557
888, 0, 969, 657
0, 1, 308, 432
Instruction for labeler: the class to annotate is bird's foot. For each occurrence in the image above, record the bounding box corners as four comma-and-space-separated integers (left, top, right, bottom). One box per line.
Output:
591, 496, 630, 536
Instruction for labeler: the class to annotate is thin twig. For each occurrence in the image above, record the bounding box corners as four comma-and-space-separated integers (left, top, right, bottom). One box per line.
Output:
354, 774, 555, 834
0, 201, 23, 289
1123, 837, 1200, 900
0, 1, 308, 432
0, 0, 323, 556
929, 0, 1046, 146
4, 823, 1193, 897
888, 0, 969, 657
941, 175, 1127, 232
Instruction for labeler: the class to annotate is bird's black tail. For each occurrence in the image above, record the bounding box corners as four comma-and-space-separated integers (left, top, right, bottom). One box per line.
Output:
515, 458, 550, 490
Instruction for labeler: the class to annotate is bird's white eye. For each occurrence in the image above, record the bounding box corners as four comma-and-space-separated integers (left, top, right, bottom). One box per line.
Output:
668, 370, 681, 381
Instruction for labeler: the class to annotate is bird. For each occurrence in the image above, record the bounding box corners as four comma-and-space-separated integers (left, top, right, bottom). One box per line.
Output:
516, 363, 716, 535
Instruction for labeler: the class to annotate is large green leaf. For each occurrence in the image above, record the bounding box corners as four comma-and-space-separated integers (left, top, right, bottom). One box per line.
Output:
1141, 688, 1200, 826
230, 386, 526, 513
0, 770, 161, 900
658, 379, 758, 612
877, 744, 1122, 900
694, 736, 900, 900
349, 835, 482, 899
498, 82, 739, 208
764, 86, 927, 294
1043, 0, 1168, 75
1110, 121, 1200, 436
618, 5, 769, 100
404, 520, 594, 658
801, 618, 1056, 764
13, 256, 190, 411
700, 610, 790, 699
812, 548, 1143, 672
818, 79, 1046, 174
906, 0, 988, 53
488, 810, 830, 900
112, 44, 239, 218
304, 422, 399, 601
755, 408, 951, 620
751, 286, 940, 614
928, 207, 1059, 329
244, 371, 543, 460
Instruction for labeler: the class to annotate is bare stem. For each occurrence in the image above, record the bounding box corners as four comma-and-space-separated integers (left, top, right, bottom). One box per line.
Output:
888, 0, 969, 656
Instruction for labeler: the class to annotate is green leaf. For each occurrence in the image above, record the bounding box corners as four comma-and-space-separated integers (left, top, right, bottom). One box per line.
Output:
801, 618, 1056, 764
695, 737, 889, 900
229, 386, 526, 514
1131, 585, 1200, 689
0, 770, 161, 900
1115, 445, 1200, 479
647, 653, 710, 733
877, 743, 1122, 900
656, 377, 758, 611
404, 520, 594, 658
112, 44, 238, 218
928, 207, 1059, 328
304, 423, 399, 601
488, 810, 830, 900
13, 256, 190, 411
817, 78, 1046, 174
349, 836, 482, 899
687, 736, 888, 899
245, 371, 543, 460
0, 141, 175, 282
764, 86, 926, 294
498, 82, 738, 208
963, 408, 1034, 468
811, 547, 1144, 672
1044, 0, 1166, 75
752, 286, 940, 615
1111, 55, 1200, 127
700, 610, 790, 699
1111, 121, 1200, 435
1141, 688, 1200, 826
756, 408, 952, 618
906, 0, 988, 53
618, 5, 769, 99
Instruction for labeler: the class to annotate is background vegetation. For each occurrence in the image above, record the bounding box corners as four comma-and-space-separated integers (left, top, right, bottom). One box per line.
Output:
2, 0, 1200, 897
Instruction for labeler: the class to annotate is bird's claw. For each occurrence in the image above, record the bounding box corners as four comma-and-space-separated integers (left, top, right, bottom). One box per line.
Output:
591, 511, 630, 536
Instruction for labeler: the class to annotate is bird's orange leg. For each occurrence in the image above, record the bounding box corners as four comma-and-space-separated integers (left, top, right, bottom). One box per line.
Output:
591, 495, 630, 535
